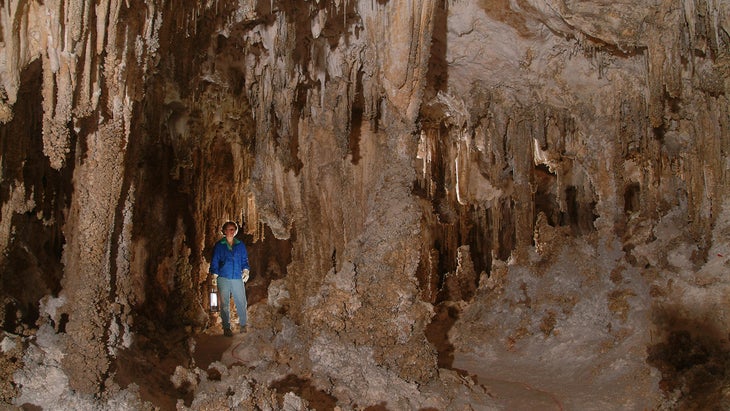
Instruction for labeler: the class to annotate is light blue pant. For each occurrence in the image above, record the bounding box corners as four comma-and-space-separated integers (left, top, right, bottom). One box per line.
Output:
217, 277, 247, 329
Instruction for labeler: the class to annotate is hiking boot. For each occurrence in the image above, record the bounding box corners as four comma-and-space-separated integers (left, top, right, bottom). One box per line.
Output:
239, 325, 248, 334
223, 328, 233, 337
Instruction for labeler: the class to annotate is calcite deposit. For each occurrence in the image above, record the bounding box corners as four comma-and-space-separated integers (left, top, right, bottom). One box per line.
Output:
1, 0, 728, 409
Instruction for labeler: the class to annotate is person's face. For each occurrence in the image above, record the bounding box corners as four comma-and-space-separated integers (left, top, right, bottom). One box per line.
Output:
224, 225, 236, 239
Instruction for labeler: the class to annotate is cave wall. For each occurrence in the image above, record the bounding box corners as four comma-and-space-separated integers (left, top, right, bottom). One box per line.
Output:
1, 0, 148, 394
0, 0, 729, 406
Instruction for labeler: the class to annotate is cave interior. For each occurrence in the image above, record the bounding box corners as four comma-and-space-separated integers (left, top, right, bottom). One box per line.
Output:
1, 0, 729, 409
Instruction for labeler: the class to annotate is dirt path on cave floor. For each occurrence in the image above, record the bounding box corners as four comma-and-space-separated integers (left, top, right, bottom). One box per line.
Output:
193, 283, 270, 369
192, 325, 238, 369
194, 323, 341, 410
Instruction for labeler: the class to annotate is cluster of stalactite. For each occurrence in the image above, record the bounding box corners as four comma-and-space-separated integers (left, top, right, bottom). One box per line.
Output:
411, 0, 730, 306
0, 0, 252, 395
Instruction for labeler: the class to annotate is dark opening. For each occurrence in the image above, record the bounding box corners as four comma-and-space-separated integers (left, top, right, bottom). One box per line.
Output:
240, 224, 294, 305
425, 0, 449, 95
647, 308, 730, 409
348, 69, 364, 164
270, 374, 338, 410
0, 59, 69, 333
562, 185, 597, 234
58, 313, 70, 333
533, 164, 559, 226
624, 182, 641, 214
498, 197, 516, 260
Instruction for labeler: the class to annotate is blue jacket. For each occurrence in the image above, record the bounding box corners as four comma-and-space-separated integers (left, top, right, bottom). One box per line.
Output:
210, 238, 250, 279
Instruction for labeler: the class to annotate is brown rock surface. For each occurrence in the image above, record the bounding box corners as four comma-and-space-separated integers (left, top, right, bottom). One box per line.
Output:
1, 0, 728, 409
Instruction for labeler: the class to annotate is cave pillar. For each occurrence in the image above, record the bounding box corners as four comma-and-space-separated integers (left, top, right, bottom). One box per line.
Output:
48, 0, 141, 393
286, 0, 441, 386
363, 0, 438, 381
59, 118, 130, 393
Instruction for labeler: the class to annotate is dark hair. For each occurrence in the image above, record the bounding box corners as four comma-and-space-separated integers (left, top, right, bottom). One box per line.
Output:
221, 221, 238, 235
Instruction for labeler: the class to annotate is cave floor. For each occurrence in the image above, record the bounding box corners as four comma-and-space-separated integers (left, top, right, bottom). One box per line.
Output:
118, 297, 660, 410
197, 304, 567, 410
192, 327, 237, 370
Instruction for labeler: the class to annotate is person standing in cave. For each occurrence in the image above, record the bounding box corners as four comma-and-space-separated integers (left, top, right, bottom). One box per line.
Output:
209, 221, 251, 337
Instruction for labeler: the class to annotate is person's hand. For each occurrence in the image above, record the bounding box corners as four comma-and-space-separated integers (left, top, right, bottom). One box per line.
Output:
211, 274, 218, 286
242, 269, 250, 283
